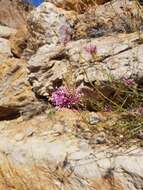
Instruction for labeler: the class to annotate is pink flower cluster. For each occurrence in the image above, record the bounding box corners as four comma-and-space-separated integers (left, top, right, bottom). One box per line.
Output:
104, 105, 112, 112
84, 44, 97, 55
59, 24, 72, 44
122, 78, 135, 86
51, 87, 81, 108
137, 107, 143, 116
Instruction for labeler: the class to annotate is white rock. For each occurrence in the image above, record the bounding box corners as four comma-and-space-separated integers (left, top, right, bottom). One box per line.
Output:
28, 32, 143, 101
0, 25, 17, 38
0, 38, 12, 56
15, 133, 25, 142
27, 2, 74, 47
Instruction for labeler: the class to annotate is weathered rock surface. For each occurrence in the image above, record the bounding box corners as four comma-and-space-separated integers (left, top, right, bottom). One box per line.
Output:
0, 25, 17, 39
27, 2, 76, 49
45, 0, 110, 12
28, 32, 143, 98
28, 0, 143, 49
0, 0, 32, 58
74, 0, 143, 39
0, 0, 143, 190
0, 0, 32, 28
0, 38, 12, 56
0, 111, 142, 190
0, 54, 45, 120
27, 0, 143, 101
28, 44, 69, 96
10, 28, 29, 58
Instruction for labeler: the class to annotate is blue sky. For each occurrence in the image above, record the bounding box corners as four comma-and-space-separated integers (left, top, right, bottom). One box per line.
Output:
25, 0, 43, 6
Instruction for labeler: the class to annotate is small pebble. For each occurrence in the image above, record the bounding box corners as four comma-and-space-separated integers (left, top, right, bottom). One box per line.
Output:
89, 113, 100, 125
79, 141, 89, 151
137, 131, 143, 140
15, 133, 25, 142
90, 132, 107, 145
96, 136, 107, 144
52, 123, 65, 134
25, 128, 35, 137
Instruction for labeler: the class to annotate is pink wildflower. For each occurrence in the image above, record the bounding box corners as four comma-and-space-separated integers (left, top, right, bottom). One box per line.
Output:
137, 107, 143, 116
122, 78, 135, 86
51, 87, 81, 108
59, 24, 72, 44
104, 105, 112, 112
84, 44, 97, 55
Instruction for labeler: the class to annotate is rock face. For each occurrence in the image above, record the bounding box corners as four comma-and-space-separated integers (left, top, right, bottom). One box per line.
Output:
45, 0, 110, 12
0, 25, 17, 39
0, 38, 12, 57
0, 0, 32, 28
28, 44, 70, 96
71, 0, 143, 40
0, 0, 143, 189
23, 1, 143, 187
0, 53, 45, 120
0, 111, 143, 190
27, 2, 76, 49
29, 33, 143, 97
28, 1, 143, 99
0, 0, 32, 57
10, 28, 29, 58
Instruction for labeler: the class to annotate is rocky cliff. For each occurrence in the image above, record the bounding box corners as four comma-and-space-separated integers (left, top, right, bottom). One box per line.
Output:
0, 0, 143, 190
0, 0, 32, 28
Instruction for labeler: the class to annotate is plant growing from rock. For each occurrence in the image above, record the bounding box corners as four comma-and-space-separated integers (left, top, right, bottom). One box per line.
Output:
51, 86, 82, 108
122, 78, 136, 87
83, 44, 97, 59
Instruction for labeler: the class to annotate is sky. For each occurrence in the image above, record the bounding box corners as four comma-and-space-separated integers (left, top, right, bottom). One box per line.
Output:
25, 0, 43, 6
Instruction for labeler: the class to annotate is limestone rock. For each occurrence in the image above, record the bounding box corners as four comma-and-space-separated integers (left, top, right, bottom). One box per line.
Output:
0, 0, 32, 28
0, 38, 12, 56
28, 32, 143, 99
0, 113, 142, 190
89, 112, 101, 125
93, 0, 143, 32
28, 44, 70, 96
45, 0, 110, 12
75, 0, 143, 39
10, 28, 29, 58
27, 2, 76, 49
27, 0, 143, 101
0, 54, 42, 120
0, 0, 142, 189
0, 25, 17, 39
